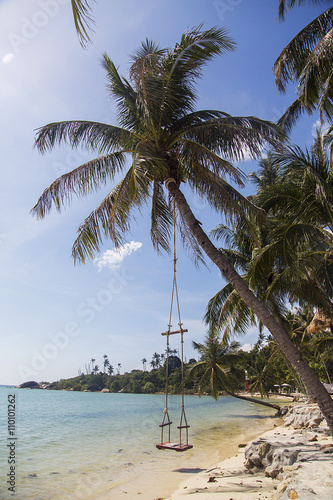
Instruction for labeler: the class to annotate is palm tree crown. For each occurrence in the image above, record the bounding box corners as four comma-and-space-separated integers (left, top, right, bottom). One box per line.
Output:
33, 25, 284, 265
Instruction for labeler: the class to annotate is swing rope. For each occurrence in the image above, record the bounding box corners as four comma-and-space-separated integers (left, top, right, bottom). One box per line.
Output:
156, 201, 192, 452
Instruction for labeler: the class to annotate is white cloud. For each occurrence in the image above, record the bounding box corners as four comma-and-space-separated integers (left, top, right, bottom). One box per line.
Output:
241, 343, 253, 352
311, 119, 330, 137
94, 241, 142, 270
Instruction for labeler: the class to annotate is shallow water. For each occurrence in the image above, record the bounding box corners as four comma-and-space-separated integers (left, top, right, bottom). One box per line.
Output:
0, 386, 281, 499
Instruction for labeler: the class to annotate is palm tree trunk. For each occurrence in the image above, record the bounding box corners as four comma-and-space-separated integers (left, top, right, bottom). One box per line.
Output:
165, 179, 333, 436
223, 388, 282, 415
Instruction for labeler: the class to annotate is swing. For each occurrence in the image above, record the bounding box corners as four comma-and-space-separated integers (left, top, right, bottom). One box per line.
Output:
156, 204, 193, 453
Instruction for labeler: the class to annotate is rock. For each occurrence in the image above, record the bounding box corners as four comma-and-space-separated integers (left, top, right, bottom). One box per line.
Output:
17, 381, 41, 389
101, 388, 110, 393
283, 404, 324, 429
244, 434, 322, 479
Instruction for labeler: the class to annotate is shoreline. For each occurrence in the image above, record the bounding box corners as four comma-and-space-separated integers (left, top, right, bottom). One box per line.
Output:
169, 400, 333, 500
105, 399, 287, 500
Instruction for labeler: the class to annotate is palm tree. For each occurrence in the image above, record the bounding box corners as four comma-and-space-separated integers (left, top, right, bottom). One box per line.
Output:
141, 357, 147, 371
32, 26, 333, 433
152, 352, 161, 368
207, 132, 333, 338
93, 364, 99, 374
274, 2, 333, 129
188, 331, 281, 412
248, 355, 277, 398
107, 364, 114, 376
206, 135, 333, 413
103, 354, 109, 373
117, 363, 122, 375
90, 357, 95, 374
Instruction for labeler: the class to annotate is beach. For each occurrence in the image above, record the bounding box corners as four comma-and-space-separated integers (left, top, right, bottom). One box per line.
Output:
2, 387, 331, 499
168, 401, 333, 500
106, 410, 283, 500
0, 388, 288, 500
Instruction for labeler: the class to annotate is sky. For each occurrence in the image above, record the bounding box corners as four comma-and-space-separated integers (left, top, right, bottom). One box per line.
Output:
0, 0, 325, 385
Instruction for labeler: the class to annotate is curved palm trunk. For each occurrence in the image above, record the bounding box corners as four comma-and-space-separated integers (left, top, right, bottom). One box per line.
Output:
166, 179, 333, 435
223, 388, 282, 415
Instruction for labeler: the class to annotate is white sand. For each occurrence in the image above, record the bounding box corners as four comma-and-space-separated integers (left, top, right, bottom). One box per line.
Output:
170, 418, 333, 500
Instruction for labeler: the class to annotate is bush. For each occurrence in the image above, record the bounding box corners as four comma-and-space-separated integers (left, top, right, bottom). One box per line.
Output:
143, 382, 156, 393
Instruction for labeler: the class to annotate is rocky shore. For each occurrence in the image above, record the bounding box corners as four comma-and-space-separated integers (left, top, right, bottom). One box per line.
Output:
170, 401, 333, 499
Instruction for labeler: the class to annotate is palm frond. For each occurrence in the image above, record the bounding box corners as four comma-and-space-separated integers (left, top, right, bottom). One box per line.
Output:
275, 6, 333, 124
102, 54, 140, 131
71, 0, 95, 48
150, 181, 173, 253
278, 1, 330, 20
34, 120, 134, 154
176, 204, 205, 266
182, 114, 286, 161
72, 162, 150, 263
31, 152, 125, 218
205, 285, 255, 340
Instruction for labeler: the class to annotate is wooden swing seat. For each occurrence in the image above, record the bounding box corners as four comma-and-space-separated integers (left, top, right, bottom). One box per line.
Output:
156, 442, 193, 452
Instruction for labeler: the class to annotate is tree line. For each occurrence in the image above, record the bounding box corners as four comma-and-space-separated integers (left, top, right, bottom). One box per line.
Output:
48, 324, 332, 398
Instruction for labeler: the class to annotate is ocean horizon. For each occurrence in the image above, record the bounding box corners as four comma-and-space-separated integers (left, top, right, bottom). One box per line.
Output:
0, 385, 280, 499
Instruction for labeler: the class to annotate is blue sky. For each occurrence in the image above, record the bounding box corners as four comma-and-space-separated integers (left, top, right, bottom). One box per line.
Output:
0, 0, 324, 385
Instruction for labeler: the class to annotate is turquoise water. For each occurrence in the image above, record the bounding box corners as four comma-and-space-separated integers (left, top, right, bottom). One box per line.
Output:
0, 386, 280, 499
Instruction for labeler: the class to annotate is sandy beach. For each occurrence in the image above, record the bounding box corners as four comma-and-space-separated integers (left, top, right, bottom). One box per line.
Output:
67, 396, 333, 500
169, 401, 333, 500
104, 397, 289, 500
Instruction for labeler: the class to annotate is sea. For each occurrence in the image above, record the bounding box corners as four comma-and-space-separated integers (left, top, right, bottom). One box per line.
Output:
0, 385, 282, 500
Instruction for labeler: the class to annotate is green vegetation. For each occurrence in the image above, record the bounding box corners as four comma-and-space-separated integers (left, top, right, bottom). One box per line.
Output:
47, 324, 332, 395
33, 4, 333, 432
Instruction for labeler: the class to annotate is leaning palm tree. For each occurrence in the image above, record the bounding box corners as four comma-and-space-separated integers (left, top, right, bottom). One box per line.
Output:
188, 332, 281, 412
275, 1, 333, 130
32, 26, 333, 433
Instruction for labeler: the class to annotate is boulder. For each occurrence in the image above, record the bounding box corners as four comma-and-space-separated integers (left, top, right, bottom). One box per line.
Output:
17, 381, 41, 389
284, 404, 324, 429
244, 433, 323, 479
244, 437, 304, 478
101, 388, 110, 393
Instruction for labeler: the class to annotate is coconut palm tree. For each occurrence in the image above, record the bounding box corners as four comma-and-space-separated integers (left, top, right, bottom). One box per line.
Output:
188, 331, 281, 412
275, 1, 333, 129
152, 352, 161, 368
206, 132, 333, 339
141, 357, 147, 371
32, 26, 333, 433
107, 364, 114, 376
103, 354, 109, 373
248, 355, 277, 398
